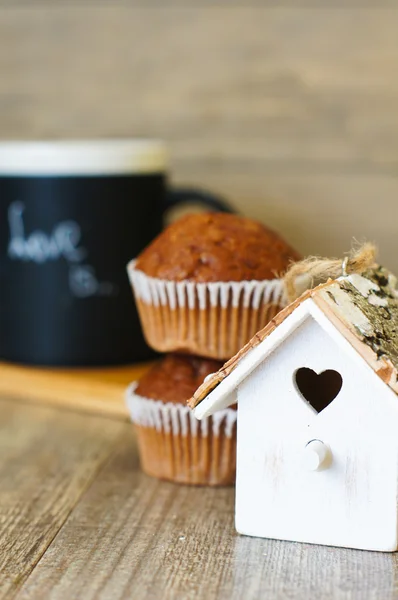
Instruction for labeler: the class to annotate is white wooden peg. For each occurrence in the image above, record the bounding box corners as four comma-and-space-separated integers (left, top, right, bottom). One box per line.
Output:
302, 440, 331, 472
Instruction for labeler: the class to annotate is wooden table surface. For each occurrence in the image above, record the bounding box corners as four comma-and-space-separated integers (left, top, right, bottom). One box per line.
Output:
1, 394, 398, 600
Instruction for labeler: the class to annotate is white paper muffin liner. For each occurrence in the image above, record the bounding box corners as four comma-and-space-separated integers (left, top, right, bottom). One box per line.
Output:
126, 382, 236, 437
125, 382, 237, 485
127, 260, 286, 359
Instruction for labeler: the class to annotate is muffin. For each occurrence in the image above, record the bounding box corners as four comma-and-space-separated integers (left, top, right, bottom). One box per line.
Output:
125, 353, 237, 485
127, 212, 300, 360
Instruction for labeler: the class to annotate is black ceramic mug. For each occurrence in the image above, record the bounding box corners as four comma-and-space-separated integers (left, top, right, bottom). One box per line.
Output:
0, 140, 230, 366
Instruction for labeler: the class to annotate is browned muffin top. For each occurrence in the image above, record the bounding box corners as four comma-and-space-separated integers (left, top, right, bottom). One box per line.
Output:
135, 213, 301, 282
135, 354, 223, 404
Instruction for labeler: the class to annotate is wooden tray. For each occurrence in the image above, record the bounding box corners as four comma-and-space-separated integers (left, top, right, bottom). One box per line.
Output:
0, 361, 153, 420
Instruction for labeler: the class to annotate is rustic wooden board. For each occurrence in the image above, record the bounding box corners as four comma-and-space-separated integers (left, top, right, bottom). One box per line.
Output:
0, 397, 128, 599
0, 361, 153, 419
13, 426, 398, 600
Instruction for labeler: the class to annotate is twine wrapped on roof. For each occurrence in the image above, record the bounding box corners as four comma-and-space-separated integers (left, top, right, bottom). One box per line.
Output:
284, 242, 378, 303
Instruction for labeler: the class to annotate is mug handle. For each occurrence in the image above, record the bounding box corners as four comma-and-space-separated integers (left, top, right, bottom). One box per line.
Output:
164, 187, 233, 213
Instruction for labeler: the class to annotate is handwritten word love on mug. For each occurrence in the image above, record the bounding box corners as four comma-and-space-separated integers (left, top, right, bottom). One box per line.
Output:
0, 140, 230, 366
8, 201, 116, 298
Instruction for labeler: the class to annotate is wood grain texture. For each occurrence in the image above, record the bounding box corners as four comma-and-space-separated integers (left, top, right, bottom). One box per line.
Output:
0, 361, 153, 419
0, 397, 127, 598
0, 6, 397, 268
13, 426, 398, 600
1, 6, 397, 166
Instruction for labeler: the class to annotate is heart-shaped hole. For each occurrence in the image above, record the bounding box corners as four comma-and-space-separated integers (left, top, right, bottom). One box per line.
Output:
294, 368, 343, 414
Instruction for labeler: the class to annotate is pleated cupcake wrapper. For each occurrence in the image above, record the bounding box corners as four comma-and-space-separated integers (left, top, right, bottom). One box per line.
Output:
127, 260, 286, 359
125, 382, 237, 486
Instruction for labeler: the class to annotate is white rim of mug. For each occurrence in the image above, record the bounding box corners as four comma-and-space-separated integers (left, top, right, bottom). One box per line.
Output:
0, 139, 169, 175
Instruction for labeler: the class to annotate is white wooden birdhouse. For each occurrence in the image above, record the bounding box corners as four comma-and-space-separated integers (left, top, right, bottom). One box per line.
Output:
189, 267, 398, 552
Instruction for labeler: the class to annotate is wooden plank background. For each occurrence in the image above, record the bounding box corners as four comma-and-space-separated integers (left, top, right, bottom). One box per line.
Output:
0, 4, 397, 270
